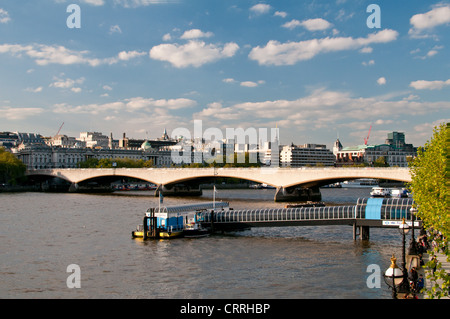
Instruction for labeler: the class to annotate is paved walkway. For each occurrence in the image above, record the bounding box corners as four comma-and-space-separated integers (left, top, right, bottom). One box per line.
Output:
422, 251, 450, 299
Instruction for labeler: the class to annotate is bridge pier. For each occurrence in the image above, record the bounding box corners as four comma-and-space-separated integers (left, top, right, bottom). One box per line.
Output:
274, 186, 322, 202
154, 183, 202, 197
68, 183, 79, 192
353, 224, 370, 240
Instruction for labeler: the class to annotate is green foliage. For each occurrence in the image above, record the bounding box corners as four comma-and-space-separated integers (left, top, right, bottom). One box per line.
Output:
0, 147, 26, 184
77, 157, 154, 168
373, 156, 389, 167
409, 122, 449, 298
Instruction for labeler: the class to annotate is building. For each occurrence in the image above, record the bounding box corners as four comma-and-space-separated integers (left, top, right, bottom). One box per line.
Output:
46, 135, 86, 148
12, 141, 172, 170
77, 132, 111, 149
0, 132, 19, 149
334, 131, 417, 167
280, 143, 335, 167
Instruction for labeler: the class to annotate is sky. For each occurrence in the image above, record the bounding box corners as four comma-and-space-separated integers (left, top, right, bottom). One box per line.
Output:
0, 0, 449, 149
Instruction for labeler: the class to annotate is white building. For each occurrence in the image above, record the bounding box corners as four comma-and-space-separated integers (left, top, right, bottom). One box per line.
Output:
13, 143, 172, 170
280, 143, 335, 167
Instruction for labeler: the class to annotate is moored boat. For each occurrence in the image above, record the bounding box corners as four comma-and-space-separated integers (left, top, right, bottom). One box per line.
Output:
370, 187, 389, 197
132, 201, 229, 240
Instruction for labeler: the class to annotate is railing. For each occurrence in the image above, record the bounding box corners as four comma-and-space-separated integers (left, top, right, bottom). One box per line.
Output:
201, 198, 416, 224
202, 205, 358, 224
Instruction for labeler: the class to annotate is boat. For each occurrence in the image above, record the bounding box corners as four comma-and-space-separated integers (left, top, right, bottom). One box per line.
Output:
183, 212, 210, 238
370, 187, 390, 197
132, 201, 230, 240
285, 201, 325, 208
389, 188, 409, 198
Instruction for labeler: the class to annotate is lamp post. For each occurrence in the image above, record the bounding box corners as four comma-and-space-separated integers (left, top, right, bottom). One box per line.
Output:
398, 218, 410, 293
407, 207, 421, 270
384, 254, 404, 299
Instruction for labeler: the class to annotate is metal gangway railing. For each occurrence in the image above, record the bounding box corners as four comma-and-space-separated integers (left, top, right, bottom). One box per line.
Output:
200, 198, 416, 227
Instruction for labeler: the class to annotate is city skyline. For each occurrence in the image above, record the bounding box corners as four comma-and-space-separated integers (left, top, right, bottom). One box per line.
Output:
0, 0, 449, 148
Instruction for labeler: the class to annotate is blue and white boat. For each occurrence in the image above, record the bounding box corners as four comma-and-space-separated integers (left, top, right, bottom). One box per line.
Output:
132, 201, 230, 239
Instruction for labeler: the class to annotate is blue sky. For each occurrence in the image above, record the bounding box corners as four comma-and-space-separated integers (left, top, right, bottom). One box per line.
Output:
0, 0, 449, 148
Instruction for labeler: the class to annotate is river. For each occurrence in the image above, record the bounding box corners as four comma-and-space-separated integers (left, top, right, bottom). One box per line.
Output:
0, 186, 408, 299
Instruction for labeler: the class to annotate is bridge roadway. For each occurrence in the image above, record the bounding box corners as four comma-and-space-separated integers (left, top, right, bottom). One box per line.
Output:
26, 167, 411, 188
199, 198, 420, 240
27, 167, 411, 201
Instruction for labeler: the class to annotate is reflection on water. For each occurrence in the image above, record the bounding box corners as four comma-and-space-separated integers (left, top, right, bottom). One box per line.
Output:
0, 188, 405, 298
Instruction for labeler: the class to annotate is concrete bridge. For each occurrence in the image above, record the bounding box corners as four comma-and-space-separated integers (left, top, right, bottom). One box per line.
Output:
26, 167, 411, 201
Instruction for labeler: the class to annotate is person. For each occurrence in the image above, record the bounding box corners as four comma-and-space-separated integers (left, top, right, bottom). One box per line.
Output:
417, 274, 424, 292
408, 267, 419, 291
431, 256, 438, 274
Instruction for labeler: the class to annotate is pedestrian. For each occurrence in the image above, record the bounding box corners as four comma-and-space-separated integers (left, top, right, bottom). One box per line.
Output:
431, 256, 438, 274
417, 274, 424, 292
408, 267, 418, 290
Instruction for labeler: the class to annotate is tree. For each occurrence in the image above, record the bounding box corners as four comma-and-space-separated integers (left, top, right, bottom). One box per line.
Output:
0, 147, 26, 185
409, 122, 449, 298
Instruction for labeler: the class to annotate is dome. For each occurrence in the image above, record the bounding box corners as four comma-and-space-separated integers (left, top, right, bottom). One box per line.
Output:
141, 140, 154, 151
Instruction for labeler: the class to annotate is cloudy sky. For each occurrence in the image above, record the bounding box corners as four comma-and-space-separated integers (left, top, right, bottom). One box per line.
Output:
0, 0, 449, 148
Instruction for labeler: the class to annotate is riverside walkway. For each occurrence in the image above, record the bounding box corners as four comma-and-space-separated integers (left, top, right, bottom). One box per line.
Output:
423, 252, 450, 299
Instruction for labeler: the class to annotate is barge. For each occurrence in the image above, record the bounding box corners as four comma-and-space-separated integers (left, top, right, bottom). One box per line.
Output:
132, 201, 230, 239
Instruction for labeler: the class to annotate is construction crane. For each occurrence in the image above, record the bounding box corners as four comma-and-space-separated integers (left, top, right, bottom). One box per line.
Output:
55, 122, 64, 136
364, 125, 372, 145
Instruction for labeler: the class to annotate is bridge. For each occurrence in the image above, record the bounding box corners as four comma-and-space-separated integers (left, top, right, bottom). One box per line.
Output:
26, 167, 411, 201
199, 198, 420, 240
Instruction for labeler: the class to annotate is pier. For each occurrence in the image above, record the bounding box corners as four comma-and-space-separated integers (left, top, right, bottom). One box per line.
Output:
200, 198, 419, 240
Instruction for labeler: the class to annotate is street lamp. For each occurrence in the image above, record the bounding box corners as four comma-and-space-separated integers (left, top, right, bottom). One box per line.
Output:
407, 207, 421, 270
398, 218, 410, 293
384, 254, 404, 299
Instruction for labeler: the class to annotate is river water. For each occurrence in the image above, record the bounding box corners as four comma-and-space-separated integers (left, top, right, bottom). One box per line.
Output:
0, 187, 408, 299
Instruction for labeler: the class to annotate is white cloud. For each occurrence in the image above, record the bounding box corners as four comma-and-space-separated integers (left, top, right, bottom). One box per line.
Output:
223, 78, 265, 87
362, 60, 375, 66
223, 78, 236, 83
410, 79, 450, 90
360, 47, 373, 53
49, 77, 85, 92
125, 97, 197, 111
0, 107, 44, 120
162, 33, 172, 41
0, 43, 106, 66
194, 88, 450, 131
281, 19, 301, 30
409, 5, 450, 38
53, 97, 197, 114
249, 3, 272, 15
83, 0, 105, 6
377, 77, 386, 85
274, 11, 287, 18
112, 0, 172, 8
240, 81, 264, 88
149, 40, 239, 68
0, 8, 11, 24
0, 42, 149, 66
118, 50, 146, 60
282, 18, 332, 31
249, 29, 398, 66
180, 29, 214, 40
25, 87, 43, 93
103, 85, 113, 91
109, 25, 122, 34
